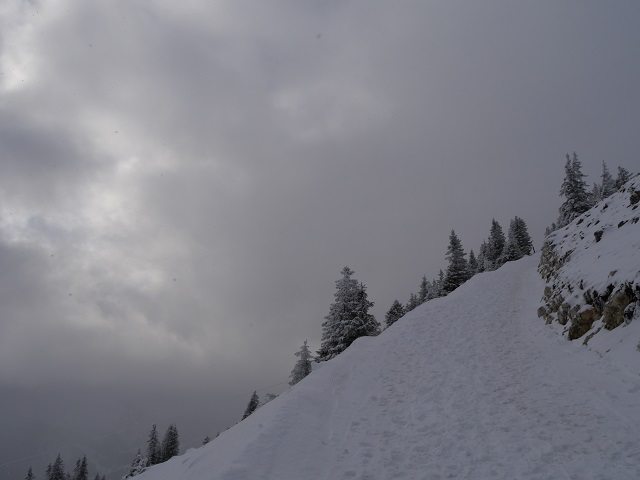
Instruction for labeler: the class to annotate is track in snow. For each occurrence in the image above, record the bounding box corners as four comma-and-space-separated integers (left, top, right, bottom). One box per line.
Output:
139, 255, 640, 480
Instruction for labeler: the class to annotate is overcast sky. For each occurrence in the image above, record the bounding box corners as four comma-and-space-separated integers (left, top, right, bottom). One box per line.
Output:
1, 0, 639, 478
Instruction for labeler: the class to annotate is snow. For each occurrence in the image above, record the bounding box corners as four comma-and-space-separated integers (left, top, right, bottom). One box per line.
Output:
137, 255, 640, 480
541, 175, 640, 364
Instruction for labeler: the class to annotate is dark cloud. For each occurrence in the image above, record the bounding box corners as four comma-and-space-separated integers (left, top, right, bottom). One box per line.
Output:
1, 1, 640, 478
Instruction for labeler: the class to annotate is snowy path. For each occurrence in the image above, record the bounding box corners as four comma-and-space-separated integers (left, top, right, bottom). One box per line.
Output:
139, 255, 640, 480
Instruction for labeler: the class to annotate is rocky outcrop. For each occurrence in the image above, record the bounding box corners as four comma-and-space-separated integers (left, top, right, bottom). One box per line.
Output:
537, 176, 640, 344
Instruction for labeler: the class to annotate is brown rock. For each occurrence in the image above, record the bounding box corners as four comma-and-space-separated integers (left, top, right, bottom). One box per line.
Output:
603, 290, 632, 330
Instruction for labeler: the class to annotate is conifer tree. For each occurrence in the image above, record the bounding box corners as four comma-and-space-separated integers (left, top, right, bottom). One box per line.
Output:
600, 161, 616, 199
615, 166, 631, 189
429, 279, 439, 299
317, 267, 379, 361
558, 152, 590, 227
48, 455, 65, 480
442, 230, 468, 294
160, 424, 180, 462
468, 249, 478, 276
72, 456, 88, 480
437, 269, 445, 296
486, 219, 506, 270
418, 275, 429, 304
242, 391, 260, 419
511, 216, 533, 255
146, 424, 160, 466
502, 223, 522, 263
405, 292, 419, 312
124, 449, 147, 479
26, 467, 35, 480
260, 393, 278, 406
93, 475, 101, 480
289, 340, 313, 386
476, 242, 488, 273
385, 300, 406, 328
202, 436, 211, 445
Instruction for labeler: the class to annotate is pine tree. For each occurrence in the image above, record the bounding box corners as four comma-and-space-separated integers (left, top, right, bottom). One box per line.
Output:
429, 279, 439, 299
437, 269, 445, 296
385, 300, 405, 328
511, 216, 533, 255
49, 455, 65, 480
317, 267, 379, 361
26, 467, 35, 480
476, 242, 488, 273
502, 222, 523, 263
486, 219, 506, 270
615, 166, 631, 189
558, 152, 590, 227
468, 249, 478, 276
242, 391, 260, 420
442, 230, 468, 294
202, 436, 211, 445
72, 456, 88, 480
405, 292, 419, 312
124, 449, 147, 479
160, 424, 180, 462
146, 424, 160, 466
93, 475, 100, 480
600, 161, 616, 199
418, 275, 429, 304
289, 340, 313, 386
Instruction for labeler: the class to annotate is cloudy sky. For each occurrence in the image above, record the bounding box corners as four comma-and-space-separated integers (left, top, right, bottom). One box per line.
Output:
1, 0, 639, 477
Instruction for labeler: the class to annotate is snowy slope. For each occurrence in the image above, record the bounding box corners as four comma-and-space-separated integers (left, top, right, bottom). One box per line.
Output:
538, 176, 640, 363
137, 256, 640, 480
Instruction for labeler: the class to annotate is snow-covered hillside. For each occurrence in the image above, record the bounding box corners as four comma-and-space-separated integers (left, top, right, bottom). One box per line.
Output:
538, 176, 640, 364
136, 256, 640, 480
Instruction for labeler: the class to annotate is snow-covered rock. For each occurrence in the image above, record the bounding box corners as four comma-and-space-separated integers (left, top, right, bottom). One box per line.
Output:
538, 175, 640, 349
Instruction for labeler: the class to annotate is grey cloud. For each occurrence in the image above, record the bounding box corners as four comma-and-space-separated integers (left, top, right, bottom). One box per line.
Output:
1, 1, 640, 478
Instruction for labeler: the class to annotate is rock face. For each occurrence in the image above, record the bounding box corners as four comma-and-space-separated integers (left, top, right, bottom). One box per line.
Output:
538, 175, 640, 344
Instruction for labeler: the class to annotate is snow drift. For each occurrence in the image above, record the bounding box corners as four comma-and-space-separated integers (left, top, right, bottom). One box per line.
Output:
135, 255, 640, 480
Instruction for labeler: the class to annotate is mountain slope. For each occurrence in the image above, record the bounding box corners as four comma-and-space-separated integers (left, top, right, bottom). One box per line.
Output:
138, 255, 640, 480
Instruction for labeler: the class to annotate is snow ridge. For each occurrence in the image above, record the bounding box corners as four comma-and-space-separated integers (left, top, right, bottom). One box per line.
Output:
137, 256, 640, 480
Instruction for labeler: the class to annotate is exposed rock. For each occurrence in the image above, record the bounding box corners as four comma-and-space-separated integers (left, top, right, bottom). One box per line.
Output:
594, 230, 603, 242
630, 190, 640, 205
568, 307, 599, 340
603, 290, 632, 330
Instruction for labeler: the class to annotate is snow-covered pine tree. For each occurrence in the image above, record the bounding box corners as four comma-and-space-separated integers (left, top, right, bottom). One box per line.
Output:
202, 436, 211, 445
615, 166, 631, 189
437, 269, 445, 296
468, 249, 478, 276
502, 221, 523, 263
385, 300, 406, 328
123, 450, 147, 479
289, 340, 313, 386
511, 216, 533, 255
405, 292, 418, 312
476, 241, 488, 273
418, 275, 429, 304
600, 161, 616, 199
25, 467, 35, 480
242, 391, 260, 419
486, 219, 506, 270
429, 279, 439, 299
442, 230, 468, 294
317, 267, 379, 361
146, 424, 160, 466
160, 424, 179, 462
72, 456, 88, 480
558, 152, 590, 227
49, 455, 65, 480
